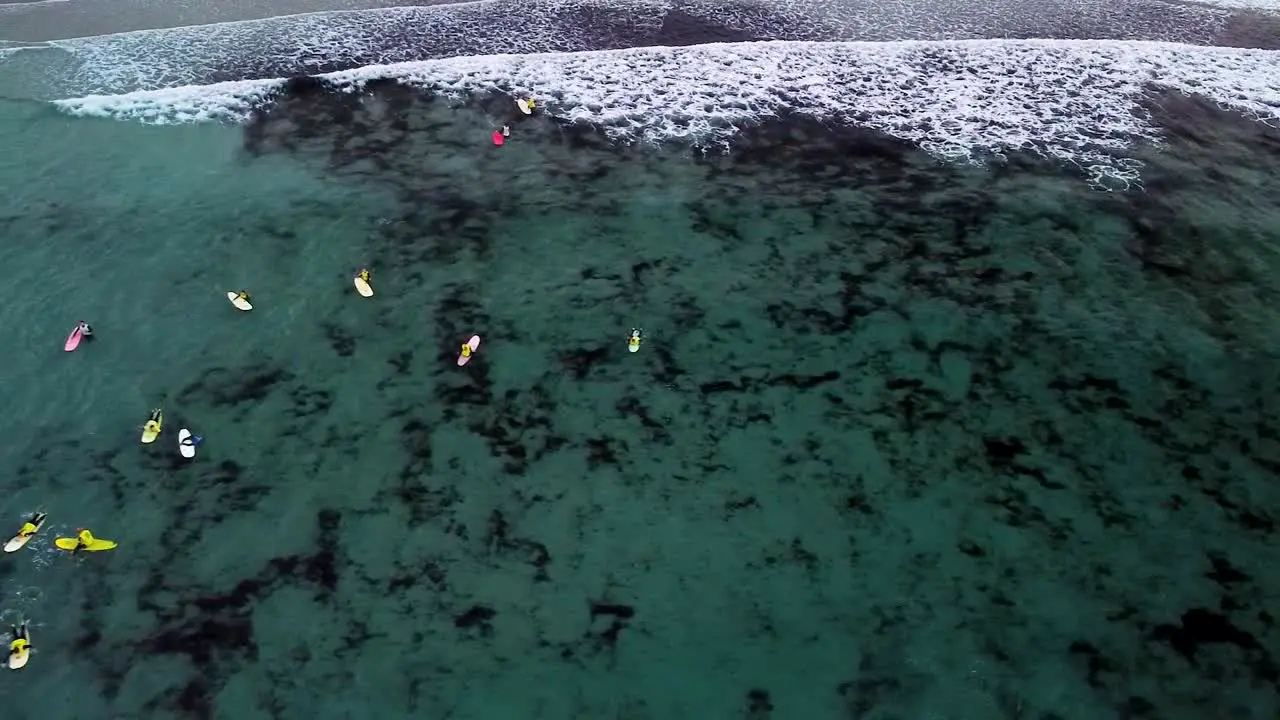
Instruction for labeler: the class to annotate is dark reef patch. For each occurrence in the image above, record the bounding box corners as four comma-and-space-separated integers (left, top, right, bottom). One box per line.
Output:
128, 509, 343, 717
179, 362, 295, 407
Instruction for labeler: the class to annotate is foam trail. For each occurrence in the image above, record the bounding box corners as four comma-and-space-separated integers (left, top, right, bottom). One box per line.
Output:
57, 39, 1280, 186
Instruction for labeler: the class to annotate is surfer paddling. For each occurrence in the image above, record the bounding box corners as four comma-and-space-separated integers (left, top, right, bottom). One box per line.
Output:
15, 516, 39, 540
8, 621, 32, 670
78, 321, 93, 339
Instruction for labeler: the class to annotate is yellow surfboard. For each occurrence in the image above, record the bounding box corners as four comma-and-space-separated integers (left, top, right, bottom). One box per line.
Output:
226, 291, 253, 311
141, 409, 162, 444
54, 535, 117, 552
354, 276, 373, 297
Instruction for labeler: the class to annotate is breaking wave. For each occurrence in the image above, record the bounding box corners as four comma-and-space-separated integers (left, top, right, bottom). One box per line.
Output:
0, 0, 1253, 98
55, 39, 1280, 186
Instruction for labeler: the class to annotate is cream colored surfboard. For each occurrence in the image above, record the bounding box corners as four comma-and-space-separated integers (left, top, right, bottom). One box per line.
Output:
226, 292, 253, 311
354, 277, 373, 297
8, 627, 30, 669
4, 513, 46, 553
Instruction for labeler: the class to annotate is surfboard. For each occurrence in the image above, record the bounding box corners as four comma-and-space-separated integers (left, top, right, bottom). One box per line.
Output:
628, 341, 640, 353
457, 335, 481, 366
354, 276, 373, 297
4, 513, 47, 553
55, 536, 117, 552
141, 410, 162, 444
179, 429, 196, 459
64, 327, 82, 352
227, 292, 253, 311
7, 630, 30, 670
517, 98, 533, 115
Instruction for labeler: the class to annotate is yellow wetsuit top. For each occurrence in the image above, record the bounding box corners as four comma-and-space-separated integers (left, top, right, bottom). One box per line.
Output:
460, 344, 471, 357
18, 522, 36, 537
358, 270, 370, 282
78, 529, 94, 544
10, 638, 28, 653
145, 421, 160, 433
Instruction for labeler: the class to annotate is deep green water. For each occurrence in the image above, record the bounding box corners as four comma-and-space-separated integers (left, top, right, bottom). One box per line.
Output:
0, 86, 1278, 720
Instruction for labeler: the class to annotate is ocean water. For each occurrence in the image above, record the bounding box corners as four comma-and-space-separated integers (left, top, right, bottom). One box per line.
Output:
2, 1, 1280, 719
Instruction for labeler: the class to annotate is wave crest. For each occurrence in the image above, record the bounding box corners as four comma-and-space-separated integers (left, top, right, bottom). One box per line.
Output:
55, 40, 1280, 186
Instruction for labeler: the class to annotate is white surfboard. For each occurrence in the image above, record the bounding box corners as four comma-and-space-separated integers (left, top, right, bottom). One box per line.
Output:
178, 429, 196, 459
517, 98, 533, 115
4, 513, 46, 553
226, 292, 253, 311
354, 276, 373, 297
7, 629, 30, 670
628, 342, 640, 353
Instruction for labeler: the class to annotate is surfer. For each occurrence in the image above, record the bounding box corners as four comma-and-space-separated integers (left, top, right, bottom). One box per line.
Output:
460, 341, 473, 361
78, 321, 94, 339
16, 515, 39, 539
9, 622, 31, 663
628, 328, 643, 353
56, 528, 116, 554
236, 291, 251, 304
143, 409, 162, 435
357, 269, 371, 284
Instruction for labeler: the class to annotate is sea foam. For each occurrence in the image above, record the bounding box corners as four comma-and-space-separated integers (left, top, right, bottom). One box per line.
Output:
55, 39, 1280, 185
0, 0, 1249, 99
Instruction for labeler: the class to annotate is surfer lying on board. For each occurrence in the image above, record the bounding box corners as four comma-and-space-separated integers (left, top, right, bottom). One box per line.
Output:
460, 341, 474, 360
236, 291, 251, 304
9, 622, 31, 658
78, 321, 93, 338
17, 517, 39, 538
143, 409, 162, 436
357, 269, 371, 283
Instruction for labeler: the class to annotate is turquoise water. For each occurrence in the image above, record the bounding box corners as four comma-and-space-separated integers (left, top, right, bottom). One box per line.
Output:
1, 87, 1279, 719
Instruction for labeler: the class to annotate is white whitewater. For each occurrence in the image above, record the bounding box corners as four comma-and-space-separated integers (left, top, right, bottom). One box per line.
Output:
56, 39, 1280, 185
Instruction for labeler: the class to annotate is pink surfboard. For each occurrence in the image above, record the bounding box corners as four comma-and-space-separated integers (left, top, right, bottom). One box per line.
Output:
457, 335, 481, 366
64, 327, 83, 352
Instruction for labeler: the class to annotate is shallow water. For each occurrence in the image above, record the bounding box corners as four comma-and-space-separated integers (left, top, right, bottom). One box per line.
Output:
1, 84, 1279, 719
